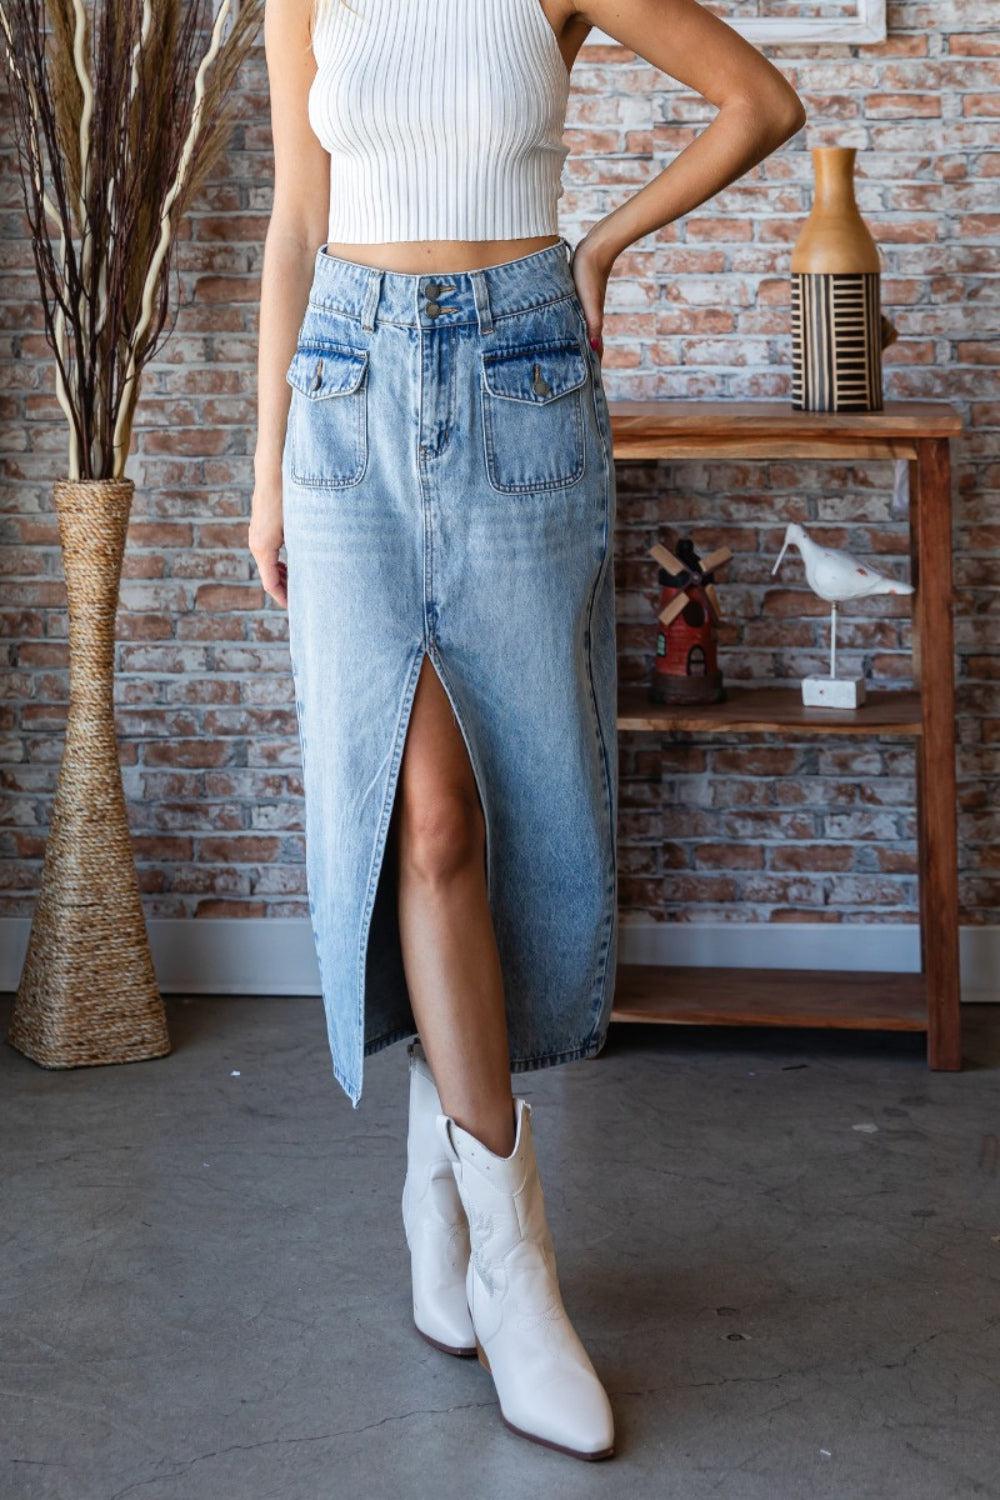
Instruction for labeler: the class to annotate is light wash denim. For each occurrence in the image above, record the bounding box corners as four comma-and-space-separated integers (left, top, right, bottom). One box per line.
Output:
282, 237, 618, 1106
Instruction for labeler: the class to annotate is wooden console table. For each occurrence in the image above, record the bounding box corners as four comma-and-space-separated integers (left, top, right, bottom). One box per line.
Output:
608, 401, 963, 1070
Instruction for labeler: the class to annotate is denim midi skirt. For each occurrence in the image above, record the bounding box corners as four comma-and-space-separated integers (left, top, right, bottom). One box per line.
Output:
282, 237, 618, 1106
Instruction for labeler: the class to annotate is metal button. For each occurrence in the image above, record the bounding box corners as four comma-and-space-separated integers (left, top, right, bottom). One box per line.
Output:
424, 280, 443, 300
531, 362, 552, 397
425, 302, 441, 317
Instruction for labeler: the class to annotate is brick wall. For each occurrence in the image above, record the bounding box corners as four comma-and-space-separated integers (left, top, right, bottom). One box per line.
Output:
1, 1, 997, 948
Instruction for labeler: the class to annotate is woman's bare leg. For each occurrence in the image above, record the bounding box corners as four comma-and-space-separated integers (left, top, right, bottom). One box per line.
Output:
396, 656, 515, 1157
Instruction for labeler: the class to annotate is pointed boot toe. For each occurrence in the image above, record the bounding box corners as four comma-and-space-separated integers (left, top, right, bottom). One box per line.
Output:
501, 1357, 615, 1459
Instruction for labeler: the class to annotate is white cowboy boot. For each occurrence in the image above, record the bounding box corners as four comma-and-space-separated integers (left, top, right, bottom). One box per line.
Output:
401, 1039, 476, 1357
437, 1097, 615, 1461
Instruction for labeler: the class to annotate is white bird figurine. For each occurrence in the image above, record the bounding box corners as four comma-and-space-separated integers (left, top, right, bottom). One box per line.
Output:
772, 522, 914, 692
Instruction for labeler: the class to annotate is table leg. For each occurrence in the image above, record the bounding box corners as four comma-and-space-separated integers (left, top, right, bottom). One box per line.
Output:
912, 438, 961, 1069
908, 460, 929, 979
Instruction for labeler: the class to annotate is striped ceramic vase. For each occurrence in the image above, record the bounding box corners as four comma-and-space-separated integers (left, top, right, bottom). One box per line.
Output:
791, 147, 890, 414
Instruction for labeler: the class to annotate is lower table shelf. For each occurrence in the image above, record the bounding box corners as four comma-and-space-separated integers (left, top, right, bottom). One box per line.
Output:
613, 964, 928, 1033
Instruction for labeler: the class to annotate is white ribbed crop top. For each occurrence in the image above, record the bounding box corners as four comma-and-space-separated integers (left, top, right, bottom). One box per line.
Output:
308, 0, 572, 242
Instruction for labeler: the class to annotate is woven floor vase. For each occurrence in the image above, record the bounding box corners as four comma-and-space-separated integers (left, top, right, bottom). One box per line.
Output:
8, 478, 170, 1068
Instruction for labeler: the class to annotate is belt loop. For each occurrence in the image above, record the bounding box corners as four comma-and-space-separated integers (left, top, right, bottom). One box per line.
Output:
471, 268, 494, 337
360, 269, 383, 331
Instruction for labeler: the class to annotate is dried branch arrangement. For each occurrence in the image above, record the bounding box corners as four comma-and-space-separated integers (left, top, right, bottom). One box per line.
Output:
0, 0, 263, 479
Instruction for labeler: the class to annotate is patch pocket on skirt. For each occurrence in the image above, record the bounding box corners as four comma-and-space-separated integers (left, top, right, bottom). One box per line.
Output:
480, 338, 588, 493
285, 340, 369, 488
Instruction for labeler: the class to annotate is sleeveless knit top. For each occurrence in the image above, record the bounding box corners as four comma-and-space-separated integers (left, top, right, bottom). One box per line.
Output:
308, 0, 572, 242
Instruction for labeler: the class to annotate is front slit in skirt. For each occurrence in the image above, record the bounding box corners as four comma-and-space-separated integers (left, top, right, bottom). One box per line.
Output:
281, 236, 619, 1106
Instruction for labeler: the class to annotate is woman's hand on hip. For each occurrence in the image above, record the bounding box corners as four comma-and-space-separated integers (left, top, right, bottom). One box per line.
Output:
249, 480, 288, 609
570, 234, 612, 361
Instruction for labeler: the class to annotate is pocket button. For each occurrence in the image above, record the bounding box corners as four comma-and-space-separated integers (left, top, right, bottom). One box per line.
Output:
531, 363, 552, 397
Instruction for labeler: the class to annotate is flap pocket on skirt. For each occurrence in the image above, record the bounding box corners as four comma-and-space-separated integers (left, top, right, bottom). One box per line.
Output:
286, 342, 369, 400
479, 337, 588, 493
286, 340, 369, 488
481, 339, 588, 406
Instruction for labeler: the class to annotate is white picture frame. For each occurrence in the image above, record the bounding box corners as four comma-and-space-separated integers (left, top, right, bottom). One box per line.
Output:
587, 0, 887, 47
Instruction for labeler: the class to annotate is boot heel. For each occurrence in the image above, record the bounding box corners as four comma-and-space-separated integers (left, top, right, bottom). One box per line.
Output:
476, 1340, 491, 1373
416, 1323, 477, 1359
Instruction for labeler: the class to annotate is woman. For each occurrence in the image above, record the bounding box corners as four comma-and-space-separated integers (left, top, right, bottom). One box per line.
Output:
253, 0, 804, 1461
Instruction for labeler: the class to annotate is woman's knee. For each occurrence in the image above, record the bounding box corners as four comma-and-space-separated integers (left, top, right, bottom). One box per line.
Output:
398, 787, 485, 889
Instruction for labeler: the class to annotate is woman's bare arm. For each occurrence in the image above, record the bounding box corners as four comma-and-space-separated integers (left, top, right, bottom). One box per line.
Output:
252, 0, 331, 609
562, 0, 806, 348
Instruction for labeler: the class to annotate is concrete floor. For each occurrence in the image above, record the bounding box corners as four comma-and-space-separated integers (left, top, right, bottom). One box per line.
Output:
2, 994, 999, 1500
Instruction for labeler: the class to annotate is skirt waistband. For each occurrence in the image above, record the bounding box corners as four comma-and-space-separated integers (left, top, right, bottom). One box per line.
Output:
307, 236, 578, 332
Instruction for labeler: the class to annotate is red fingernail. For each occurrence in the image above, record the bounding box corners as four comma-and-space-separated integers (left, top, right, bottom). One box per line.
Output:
589, 336, 601, 350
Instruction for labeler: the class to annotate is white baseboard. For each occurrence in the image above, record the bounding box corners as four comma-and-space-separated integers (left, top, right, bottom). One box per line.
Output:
0, 917, 996, 1002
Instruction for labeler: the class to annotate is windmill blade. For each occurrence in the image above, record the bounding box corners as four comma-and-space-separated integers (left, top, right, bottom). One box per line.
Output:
699, 545, 732, 575
704, 583, 723, 620
650, 542, 687, 577
658, 590, 690, 629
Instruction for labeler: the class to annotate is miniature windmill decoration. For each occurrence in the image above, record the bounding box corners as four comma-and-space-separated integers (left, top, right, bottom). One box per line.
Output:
649, 537, 733, 705
772, 522, 914, 708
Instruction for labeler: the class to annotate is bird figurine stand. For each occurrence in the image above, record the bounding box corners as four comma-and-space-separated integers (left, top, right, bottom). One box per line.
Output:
649, 537, 732, 705
772, 522, 914, 709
